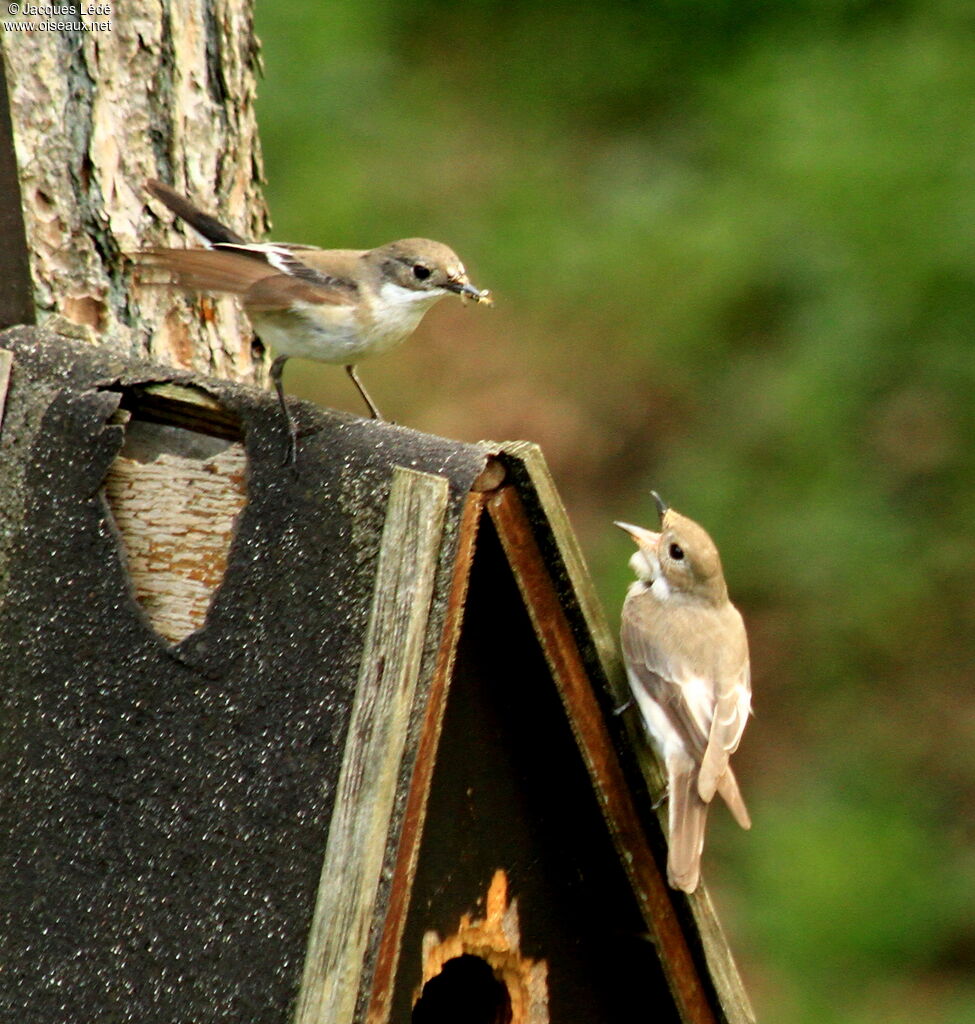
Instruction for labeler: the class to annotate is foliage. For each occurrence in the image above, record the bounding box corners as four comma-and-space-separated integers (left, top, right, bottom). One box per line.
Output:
255, 1, 975, 1019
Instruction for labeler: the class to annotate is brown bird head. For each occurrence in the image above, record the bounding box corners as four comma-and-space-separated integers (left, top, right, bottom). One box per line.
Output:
369, 239, 492, 303
615, 493, 728, 606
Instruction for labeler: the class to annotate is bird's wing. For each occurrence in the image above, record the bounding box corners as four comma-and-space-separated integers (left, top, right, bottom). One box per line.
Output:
213, 243, 362, 292
708, 658, 751, 754
132, 245, 360, 309
142, 179, 363, 308
715, 764, 752, 830
700, 655, 751, 828
697, 619, 751, 804
620, 610, 712, 763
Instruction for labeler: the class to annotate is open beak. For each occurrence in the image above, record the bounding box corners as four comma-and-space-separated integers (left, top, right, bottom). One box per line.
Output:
448, 277, 493, 305
614, 521, 661, 548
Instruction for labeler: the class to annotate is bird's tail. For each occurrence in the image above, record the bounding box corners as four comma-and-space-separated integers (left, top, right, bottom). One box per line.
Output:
716, 766, 752, 831
146, 179, 247, 246
667, 765, 708, 893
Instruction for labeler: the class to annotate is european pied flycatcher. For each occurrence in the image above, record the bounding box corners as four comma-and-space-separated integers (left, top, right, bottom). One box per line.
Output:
616, 492, 752, 893
134, 180, 491, 463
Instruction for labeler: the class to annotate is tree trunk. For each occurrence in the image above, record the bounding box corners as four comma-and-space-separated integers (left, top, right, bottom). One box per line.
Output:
1, 0, 268, 385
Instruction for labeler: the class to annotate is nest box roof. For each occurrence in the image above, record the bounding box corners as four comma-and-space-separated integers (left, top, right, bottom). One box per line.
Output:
0, 327, 753, 1024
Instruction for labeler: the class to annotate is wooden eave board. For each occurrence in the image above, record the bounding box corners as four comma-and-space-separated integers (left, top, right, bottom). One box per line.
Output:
382, 506, 684, 1024
365, 454, 753, 1024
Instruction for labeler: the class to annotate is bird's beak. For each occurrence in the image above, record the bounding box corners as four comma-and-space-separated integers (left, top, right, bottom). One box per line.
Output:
448, 277, 493, 305
650, 491, 669, 522
614, 521, 661, 548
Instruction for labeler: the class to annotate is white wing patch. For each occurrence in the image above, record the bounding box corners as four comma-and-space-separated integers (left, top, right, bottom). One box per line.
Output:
629, 674, 690, 766
628, 667, 714, 769
261, 244, 298, 275
677, 673, 714, 741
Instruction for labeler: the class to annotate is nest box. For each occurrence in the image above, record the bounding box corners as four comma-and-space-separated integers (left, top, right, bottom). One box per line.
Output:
0, 328, 754, 1024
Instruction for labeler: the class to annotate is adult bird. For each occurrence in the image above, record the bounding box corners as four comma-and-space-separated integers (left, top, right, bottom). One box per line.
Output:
616, 492, 752, 893
134, 179, 491, 463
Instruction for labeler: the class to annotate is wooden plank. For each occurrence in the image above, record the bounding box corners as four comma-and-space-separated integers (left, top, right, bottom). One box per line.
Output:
487, 485, 721, 1024
364, 491, 486, 1024
496, 442, 671, 791
120, 382, 243, 440
293, 467, 451, 1024
140, 381, 232, 414
0, 349, 12, 434
495, 441, 623, 690
686, 888, 757, 1024
100, 383, 246, 643
497, 443, 755, 1024
0, 61, 34, 329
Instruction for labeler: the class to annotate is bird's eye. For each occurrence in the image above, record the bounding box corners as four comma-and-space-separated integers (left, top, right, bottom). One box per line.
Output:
669, 543, 685, 561
413, 264, 431, 280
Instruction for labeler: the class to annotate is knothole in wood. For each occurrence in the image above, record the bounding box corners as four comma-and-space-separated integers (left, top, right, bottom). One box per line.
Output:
412, 954, 513, 1024
414, 869, 549, 1024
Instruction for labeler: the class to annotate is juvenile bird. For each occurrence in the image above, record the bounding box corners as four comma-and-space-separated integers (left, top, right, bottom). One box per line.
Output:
134, 179, 491, 463
616, 492, 752, 893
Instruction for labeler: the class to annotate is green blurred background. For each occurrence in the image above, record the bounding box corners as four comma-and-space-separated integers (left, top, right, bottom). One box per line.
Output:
254, 1, 975, 1020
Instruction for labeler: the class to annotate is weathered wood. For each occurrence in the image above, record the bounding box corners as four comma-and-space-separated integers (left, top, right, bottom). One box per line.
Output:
389, 508, 683, 1023
294, 467, 451, 1024
416, 869, 549, 1024
0, 326, 498, 1022
470, 457, 507, 493
0, 349, 12, 434
496, 441, 624, 692
364, 491, 486, 1024
498, 441, 668, 800
0, 60, 33, 329
119, 382, 245, 440
104, 438, 248, 644
0, 325, 754, 1024
498, 440, 667, 800
1, 0, 266, 376
685, 889, 757, 1024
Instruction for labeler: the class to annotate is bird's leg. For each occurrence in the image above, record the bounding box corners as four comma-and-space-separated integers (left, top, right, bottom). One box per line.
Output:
345, 364, 385, 420
651, 787, 669, 811
270, 355, 298, 467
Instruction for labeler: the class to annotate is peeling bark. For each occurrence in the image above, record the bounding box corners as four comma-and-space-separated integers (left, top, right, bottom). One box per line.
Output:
1, 0, 268, 385
105, 439, 248, 644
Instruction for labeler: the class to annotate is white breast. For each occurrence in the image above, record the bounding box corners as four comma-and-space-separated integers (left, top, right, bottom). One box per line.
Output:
249, 305, 362, 363
248, 283, 446, 364
650, 575, 671, 600
365, 282, 445, 351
